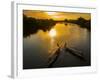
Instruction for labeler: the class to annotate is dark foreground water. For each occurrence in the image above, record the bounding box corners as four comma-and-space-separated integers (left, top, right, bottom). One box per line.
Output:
23, 23, 91, 69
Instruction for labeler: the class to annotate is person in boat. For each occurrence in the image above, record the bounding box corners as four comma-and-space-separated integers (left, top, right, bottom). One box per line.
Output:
64, 42, 67, 48
63, 42, 68, 51
55, 43, 61, 55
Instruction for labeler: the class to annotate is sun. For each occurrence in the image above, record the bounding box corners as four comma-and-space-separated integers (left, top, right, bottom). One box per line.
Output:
46, 12, 56, 15
49, 29, 56, 37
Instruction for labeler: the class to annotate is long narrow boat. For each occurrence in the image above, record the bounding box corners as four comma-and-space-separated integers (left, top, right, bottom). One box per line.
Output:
48, 47, 61, 68
64, 44, 86, 61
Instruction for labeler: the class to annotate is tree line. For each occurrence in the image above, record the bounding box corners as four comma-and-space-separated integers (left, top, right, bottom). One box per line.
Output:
23, 15, 91, 37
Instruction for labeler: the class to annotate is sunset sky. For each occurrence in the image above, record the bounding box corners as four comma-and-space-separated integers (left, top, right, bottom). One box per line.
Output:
23, 10, 91, 20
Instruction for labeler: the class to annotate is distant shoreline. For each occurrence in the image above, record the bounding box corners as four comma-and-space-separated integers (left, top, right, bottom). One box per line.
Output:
23, 15, 91, 37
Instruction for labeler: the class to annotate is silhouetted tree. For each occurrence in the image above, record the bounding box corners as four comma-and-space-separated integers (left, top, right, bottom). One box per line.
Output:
23, 14, 91, 37
23, 15, 56, 37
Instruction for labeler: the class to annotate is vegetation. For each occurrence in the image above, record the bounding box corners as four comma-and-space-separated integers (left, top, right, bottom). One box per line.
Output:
23, 15, 56, 37
23, 15, 91, 37
65, 17, 91, 30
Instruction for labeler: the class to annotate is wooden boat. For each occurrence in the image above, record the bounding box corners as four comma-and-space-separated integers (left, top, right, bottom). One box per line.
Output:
47, 42, 86, 68
64, 43, 86, 61
48, 44, 61, 68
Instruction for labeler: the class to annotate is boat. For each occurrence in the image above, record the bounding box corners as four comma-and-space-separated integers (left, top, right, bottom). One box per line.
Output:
63, 43, 86, 61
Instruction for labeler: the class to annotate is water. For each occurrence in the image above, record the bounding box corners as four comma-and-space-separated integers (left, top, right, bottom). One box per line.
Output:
23, 23, 91, 69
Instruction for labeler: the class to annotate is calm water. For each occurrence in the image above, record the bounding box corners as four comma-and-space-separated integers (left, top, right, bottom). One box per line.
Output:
23, 23, 90, 69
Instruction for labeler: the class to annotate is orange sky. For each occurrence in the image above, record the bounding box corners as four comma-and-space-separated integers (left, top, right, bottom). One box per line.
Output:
23, 10, 91, 20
